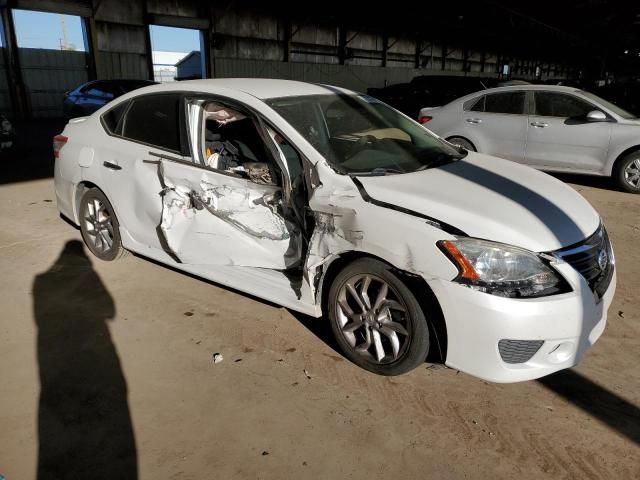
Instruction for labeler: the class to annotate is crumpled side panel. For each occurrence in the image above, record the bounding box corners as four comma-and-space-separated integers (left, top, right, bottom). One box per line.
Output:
158, 159, 301, 269
303, 167, 454, 303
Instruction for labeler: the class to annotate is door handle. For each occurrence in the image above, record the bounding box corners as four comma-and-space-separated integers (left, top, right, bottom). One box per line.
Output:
465, 118, 482, 124
103, 161, 122, 170
530, 121, 549, 128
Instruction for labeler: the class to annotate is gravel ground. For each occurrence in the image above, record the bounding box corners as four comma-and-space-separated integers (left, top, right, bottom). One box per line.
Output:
0, 174, 638, 480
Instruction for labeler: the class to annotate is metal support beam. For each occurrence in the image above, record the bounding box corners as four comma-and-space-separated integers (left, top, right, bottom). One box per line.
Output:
462, 46, 469, 73
141, 2, 154, 81
381, 33, 388, 67
480, 49, 486, 73
282, 17, 291, 62
81, 16, 97, 81
441, 40, 446, 71
338, 24, 347, 65
414, 39, 421, 69
0, 6, 29, 119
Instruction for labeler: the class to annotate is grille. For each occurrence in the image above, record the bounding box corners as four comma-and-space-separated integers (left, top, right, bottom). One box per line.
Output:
498, 339, 544, 364
553, 224, 614, 299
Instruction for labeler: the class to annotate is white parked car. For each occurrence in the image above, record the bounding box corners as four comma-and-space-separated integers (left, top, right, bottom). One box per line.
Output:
419, 85, 640, 193
54, 79, 616, 382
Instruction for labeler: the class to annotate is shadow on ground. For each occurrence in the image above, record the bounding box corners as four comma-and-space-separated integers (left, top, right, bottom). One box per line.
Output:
548, 172, 619, 191
538, 369, 640, 446
33, 240, 137, 479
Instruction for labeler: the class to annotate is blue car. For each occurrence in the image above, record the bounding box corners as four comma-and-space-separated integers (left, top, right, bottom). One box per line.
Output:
63, 79, 157, 118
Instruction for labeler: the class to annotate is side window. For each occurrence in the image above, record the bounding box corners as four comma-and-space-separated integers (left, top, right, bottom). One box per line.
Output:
535, 92, 594, 118
102, 101, 130, 135
484, 92, 526, 114
122, 94, 183, 153
201, 102, 278, 185
267, 127, 303, 181
466, 96, 485, 112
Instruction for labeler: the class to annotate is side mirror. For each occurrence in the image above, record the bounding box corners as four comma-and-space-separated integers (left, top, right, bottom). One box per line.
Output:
586, 110, 607, 122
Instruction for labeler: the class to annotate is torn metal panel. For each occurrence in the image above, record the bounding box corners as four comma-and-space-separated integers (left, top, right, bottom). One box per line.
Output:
158, 159, 301, 269
304, 162, 460, 302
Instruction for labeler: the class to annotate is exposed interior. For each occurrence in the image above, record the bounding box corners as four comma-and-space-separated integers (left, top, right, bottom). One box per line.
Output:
159, 98, 316, 280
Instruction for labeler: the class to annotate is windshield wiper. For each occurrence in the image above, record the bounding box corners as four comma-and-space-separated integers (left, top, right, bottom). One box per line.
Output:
415, 151, 466, 172
351, 167, 406, 176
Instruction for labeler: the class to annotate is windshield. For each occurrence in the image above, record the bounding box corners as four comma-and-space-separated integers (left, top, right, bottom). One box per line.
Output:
266, 93, 465, 175
581, 91, 636, 119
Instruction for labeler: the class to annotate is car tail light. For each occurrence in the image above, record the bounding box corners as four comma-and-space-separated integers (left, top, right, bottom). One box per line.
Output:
418, 115, 433, 124
53, 134, 68, 158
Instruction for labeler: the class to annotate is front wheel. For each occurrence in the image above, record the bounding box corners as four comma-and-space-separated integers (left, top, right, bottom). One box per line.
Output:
446, 136, 476, 152
328, 258, 430, 375
615, 152, 640, 193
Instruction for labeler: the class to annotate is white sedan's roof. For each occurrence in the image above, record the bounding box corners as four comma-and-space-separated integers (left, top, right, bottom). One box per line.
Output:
141, 78, 352, 99
476, 84, 583, 95
447, 83, 587, 106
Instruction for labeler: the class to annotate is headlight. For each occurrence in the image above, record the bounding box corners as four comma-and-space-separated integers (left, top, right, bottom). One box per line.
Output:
438, 238, 569, 298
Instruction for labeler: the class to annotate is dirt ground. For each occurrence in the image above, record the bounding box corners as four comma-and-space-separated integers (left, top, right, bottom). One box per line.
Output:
0, 173, 638, 479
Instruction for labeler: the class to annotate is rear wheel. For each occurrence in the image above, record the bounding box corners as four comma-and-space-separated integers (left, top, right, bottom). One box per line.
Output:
328, 258, 430, 375
615, 152, 640, 193
446, 136, 476, 152
79, 188, 127, 261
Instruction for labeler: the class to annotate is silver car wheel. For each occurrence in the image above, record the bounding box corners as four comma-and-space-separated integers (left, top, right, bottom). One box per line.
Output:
335, 273, 411, 364
448, 137, 475, 152
84, 198, 114, 253
624, 158, 640, 189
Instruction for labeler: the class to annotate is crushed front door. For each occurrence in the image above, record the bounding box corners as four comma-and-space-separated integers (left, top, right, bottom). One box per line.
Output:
157, 159, 301, 269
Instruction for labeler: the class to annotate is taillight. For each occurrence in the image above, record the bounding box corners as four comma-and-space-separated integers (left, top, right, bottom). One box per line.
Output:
53, 134, 68, 158
418, 115, 433, 124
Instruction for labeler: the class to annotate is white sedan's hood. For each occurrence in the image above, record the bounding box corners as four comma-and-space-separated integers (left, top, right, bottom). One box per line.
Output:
358, 153, 600, 252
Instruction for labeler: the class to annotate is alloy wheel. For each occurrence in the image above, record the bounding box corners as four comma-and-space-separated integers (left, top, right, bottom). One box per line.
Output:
334, 273, 411, 364
624, 158, 640, 189
83, 198, 114, 253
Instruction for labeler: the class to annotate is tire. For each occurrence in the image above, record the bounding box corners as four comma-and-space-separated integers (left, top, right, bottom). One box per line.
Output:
614, 151, 640, 194
446, 136, 476, 152
78, 188, 127, 261
327, 258, 430, 376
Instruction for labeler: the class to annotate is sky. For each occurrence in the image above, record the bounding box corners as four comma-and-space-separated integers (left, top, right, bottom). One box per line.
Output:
11, 10, 202, 56
13, 10, 86, 51
149, 25, 201, 54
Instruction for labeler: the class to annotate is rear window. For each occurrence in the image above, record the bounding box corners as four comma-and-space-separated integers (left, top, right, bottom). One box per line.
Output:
121, 94, 183, 152
101, 101, 130, 135
469, 92, 525, 114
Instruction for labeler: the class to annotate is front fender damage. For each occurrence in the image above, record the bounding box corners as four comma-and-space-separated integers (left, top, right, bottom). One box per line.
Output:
304, 184, 437, 303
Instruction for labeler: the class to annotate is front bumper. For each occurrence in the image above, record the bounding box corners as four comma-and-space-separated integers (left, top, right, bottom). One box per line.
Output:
427, 262, 616, 383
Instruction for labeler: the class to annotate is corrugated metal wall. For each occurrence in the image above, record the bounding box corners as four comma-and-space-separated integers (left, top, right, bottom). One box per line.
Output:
19, 48, 88, 118
213, 58, 491, 93
0, 0, 573, 118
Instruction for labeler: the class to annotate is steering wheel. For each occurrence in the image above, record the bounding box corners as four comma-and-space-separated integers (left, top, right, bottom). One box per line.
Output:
345, 134, 378, 161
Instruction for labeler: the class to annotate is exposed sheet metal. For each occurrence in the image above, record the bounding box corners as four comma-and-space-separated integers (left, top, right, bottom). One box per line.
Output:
158, 159, 301, 269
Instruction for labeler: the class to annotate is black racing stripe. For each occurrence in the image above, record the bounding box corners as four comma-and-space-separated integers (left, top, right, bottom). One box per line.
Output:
351, 177, 467, 236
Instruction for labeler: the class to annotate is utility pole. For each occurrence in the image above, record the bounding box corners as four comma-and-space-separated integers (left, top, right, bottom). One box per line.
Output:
60, 14, 68, 50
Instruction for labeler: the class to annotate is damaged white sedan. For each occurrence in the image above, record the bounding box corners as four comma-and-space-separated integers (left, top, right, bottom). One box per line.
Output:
54, 79, 616, 382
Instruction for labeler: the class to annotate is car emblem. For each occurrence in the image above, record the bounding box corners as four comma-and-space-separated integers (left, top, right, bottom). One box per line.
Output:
598, 249, 608, 271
